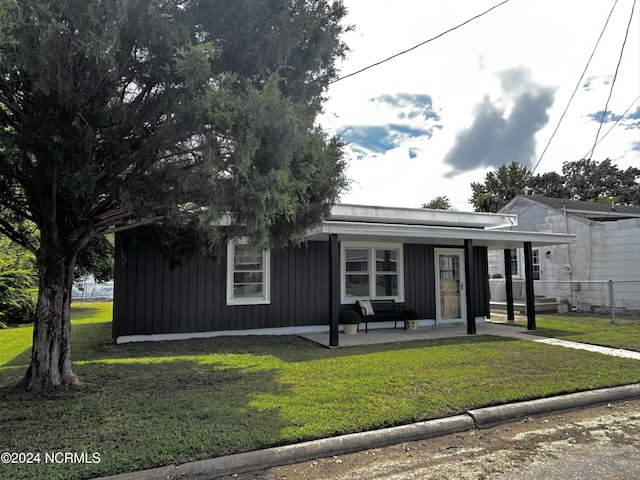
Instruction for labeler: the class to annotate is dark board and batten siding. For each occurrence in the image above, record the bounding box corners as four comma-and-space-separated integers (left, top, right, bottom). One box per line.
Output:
403, 244, 437, 319
472, 246, 490, 317
113, 234, 490, 338
402, 244, 489, 319
113, 233, 331, 338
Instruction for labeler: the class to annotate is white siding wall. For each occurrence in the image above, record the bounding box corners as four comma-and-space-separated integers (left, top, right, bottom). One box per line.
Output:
489, 201, 640, 311
590, 218, 640, 280
590, 218, 640, 311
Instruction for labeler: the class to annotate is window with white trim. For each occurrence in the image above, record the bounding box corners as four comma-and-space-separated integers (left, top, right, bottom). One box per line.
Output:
345, 248, 370, 298
375, 248, 399, 297
532, 248, 540, 280
510, 248, 540, 280
510, 249, 519, 277
342, 243, 403, 302
226, 239, 270, 305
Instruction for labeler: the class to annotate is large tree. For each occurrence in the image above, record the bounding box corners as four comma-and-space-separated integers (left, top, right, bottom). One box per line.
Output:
469, 159, 640, 212
562, 158, 640, 206
527, 171, 570, 199
0, 0, 350, 390
469, 162, 531, 212
0, 232, 114, 327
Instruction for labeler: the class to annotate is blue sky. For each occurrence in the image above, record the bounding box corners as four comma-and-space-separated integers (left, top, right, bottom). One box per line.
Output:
342, 93, 443, 158
320, 0, 640, 210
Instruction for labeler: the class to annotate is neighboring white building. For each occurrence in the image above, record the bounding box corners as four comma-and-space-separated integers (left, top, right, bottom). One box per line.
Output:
488, 195, 640, 314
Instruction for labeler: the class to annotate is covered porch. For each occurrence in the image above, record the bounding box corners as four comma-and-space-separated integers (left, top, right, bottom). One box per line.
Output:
308, 205, 575, 347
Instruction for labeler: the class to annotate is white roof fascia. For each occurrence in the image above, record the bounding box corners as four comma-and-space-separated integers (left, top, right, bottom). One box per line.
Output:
501, 196, 640, 221
331, 204, 517, 229
308, 221, 574, 249
564, 208, 640, 219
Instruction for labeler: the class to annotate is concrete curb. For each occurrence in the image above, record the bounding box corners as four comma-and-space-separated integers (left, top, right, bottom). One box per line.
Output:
467, 383, 640, 429
173, 415, 474, 480
94, 384, 640, 480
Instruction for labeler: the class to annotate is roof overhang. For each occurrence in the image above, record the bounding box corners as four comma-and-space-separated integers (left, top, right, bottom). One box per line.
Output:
307, 221, 575, 249
332, 204, 517, 229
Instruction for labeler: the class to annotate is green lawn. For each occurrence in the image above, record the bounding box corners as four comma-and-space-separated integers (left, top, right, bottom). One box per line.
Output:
2, 303, 640, 480
507, 314, 640, 352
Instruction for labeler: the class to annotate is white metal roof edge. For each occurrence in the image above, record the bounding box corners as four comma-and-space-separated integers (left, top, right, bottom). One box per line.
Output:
331, 204, 517, 229
307, 221, 575, 248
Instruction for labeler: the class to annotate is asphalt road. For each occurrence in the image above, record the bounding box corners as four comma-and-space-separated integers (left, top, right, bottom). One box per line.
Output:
221, 399, 640, 480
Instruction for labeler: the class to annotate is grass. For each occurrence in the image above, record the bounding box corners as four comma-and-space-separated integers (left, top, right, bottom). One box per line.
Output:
1, 303, 640, 480
505, 314, 640, 352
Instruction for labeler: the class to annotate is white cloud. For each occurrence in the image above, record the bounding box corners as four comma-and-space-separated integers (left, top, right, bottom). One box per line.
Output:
323, 0, 640, 211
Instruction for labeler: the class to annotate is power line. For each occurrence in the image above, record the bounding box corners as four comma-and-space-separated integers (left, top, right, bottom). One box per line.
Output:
531, 0, 620, 174
581, 94, 640, 159
330, 0, 512, 85
587, 0, 638, 160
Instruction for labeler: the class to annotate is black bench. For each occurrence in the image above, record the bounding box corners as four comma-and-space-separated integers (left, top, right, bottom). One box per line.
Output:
356, 300, 406, 333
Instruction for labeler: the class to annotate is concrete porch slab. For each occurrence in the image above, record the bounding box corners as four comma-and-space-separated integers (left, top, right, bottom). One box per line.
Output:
299, 322, 532, 348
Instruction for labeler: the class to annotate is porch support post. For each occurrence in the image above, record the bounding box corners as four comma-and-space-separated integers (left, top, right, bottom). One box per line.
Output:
329, 233, 340, 347
524, 241, 536, 330
464, 239, 476, 335
503, 249, 515, 322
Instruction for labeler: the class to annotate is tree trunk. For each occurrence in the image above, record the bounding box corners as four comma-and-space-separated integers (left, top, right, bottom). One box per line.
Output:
17, 246, 80, 391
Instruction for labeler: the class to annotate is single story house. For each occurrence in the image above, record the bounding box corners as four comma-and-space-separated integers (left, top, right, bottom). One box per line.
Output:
112, 204, 574, 345
488, 195, 640, 313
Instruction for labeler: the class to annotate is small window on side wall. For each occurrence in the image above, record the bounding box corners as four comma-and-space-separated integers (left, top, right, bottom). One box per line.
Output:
532, 249, 540, 280
227, 239, 270, 305
510, 249, 519, 277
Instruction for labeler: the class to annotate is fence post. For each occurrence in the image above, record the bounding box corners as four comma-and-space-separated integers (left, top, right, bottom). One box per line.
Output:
609, 279, 615, 325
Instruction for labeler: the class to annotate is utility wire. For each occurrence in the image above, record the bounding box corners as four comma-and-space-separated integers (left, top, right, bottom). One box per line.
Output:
581, 94, 640, 159
531, 0, 620, 174
587, 0, 638, 160
330, 0, 512, 84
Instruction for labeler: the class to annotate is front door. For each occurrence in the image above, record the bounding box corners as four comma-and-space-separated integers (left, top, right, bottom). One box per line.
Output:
435, 249, 466, 324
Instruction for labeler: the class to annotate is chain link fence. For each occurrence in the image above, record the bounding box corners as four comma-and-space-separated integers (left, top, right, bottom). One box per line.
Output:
71, 275, 114, 303
489, 279, 640, 322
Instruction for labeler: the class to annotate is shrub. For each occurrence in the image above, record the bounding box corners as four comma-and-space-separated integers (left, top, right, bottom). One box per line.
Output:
0, 236, 37, 325
404, 309, 419, 320
0, 268, 37, 325
340, 309, 361, 324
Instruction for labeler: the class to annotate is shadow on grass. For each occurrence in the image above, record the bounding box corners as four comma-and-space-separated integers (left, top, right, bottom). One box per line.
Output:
0, 357, 289, 480
99, 332, 523, 366
3, 319, 527, 377
524, 328, 582, 339
2, 349, 31, 368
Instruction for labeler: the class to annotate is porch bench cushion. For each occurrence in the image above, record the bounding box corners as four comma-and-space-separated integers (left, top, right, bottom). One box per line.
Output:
357, 300, 406, 333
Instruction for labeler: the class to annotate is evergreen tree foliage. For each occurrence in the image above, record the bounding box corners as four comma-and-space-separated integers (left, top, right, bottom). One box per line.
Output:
0, 0, 350, 390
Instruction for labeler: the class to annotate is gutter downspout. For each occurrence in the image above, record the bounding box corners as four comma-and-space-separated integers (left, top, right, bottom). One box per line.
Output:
564, 205, 574, 307
564, 206, 572, 282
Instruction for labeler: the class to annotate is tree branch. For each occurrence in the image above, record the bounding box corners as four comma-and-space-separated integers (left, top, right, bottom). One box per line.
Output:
0, 217, 37, 253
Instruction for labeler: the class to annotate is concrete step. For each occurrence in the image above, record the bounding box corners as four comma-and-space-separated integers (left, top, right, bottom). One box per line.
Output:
490, 297, 558, 314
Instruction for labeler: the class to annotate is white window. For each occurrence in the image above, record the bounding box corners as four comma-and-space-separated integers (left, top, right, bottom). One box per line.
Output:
532, 248, 540, 280
226, 239, 270, 305
342, 243, 403, 303
510, 249, 519, 277
510, 248, 540, 280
